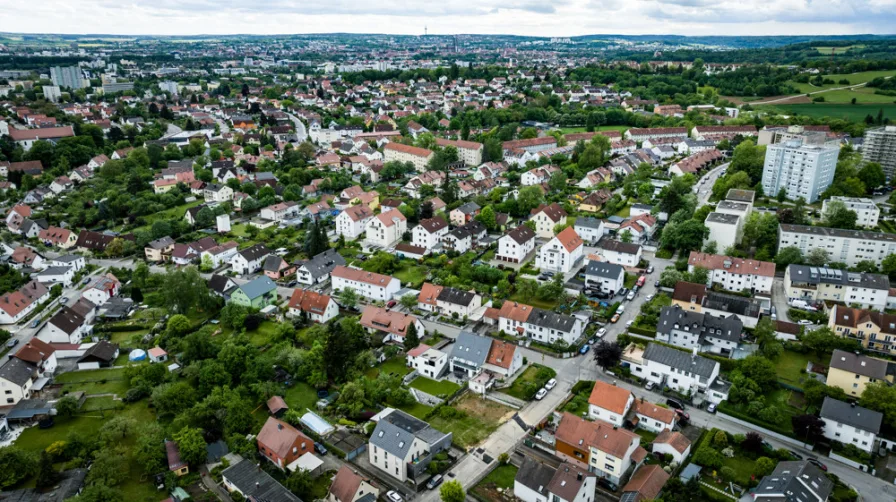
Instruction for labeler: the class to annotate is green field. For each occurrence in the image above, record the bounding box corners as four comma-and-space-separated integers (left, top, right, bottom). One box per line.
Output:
757, 103, 896, 122
54, 368, 130, 396
813, 45, 865, 54
134, 199, 204, 231
559, 125, 629, 134
428, 394, 511, 448
788, 70, 896, 94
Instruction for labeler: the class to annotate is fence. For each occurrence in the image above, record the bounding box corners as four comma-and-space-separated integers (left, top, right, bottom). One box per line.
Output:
829, 452, 871, 472
717, 411, 810, 449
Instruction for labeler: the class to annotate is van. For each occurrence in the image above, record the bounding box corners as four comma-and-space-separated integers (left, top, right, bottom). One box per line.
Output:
666, 398, 685, 411
426, 475, 444, 490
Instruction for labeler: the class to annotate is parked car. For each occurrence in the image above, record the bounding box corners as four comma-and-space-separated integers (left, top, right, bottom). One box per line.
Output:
617, 305, 626, 314
625, 320, 634, 328
618, 288, 628, 297
788, 450, 803, 460
610, 314, 620, 323
654, 280, 660, 287
60, 297, 69, 304
647, 266, 654, 274
626, 291, 635, 301
798, 320, 813, 326
597, 328, 607, 338
545, 378, 557, 390
597, 478, 618, 492
666, 398, 685, 411
535, 388, 548, 400
6, 339, 19, 348
807, 458, 827, 471
706, 403, 717, 413
426, 474, 444, 490
579, 344, 590, 355
30, 319, 40, 328
645, 381, 656, 391
645, 294, 654, 302
314, 442, 328, 455
675, 409, 690, 421
386, 300, 397, 308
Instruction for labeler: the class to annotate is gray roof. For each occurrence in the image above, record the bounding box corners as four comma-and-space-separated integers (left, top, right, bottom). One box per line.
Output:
238, 276, 277, 300
585, 261, 624, 280
504, 225, 535, 244
147, 236, 175, 249
658, 305, 743, 343
717, 200, 749, 212
598, 238, 641, 255
787, 264, 889, 291
454, 202, 481, 215
754, 460, 832, 502
297, 248, 346, 281
820, 397, 883, 434
780, 223, 896, 244
238, 243, 271, 261
37, 266, 72, 277
706, 212, 740, 225
262, 254, 284, 272
643, 342, 718, 379
0, 357, 35, 386
449, 331, 492, 367
370, 409, 449, 459
515, 457, 555, 496
726, 189, 755, 203
828, 349, 890, 379
48, 307, 86, 335
528, 308, 579, 333
52, 254, 83, 264
437, 287, 477, 307
703, 291, 763, 318
222, 457, 301, 502
575, 216, 603, 230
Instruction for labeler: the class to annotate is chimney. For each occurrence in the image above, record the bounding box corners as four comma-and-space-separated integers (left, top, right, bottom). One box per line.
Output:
278, 423, 283, 430
577, 473, 583, 481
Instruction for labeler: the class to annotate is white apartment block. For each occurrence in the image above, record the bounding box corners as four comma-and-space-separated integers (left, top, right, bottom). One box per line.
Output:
331, 266, 401, 302
435, 138, 483, 166
383, 143, 434, 172
785, 264, 889, 311
862, 126, 896, 180
366, 209, 407, 248
535, 227, 584, 274
411, 217, 448, 251
335, 205, 374, 240
822, 197, 880, 228
704, 212, 741, 250
778, 224, 896, 268
820, 397, 882, 453
761, 138, 838, 203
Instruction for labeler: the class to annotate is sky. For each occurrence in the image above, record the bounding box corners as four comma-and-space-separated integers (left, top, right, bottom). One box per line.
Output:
1, 0, 895, 37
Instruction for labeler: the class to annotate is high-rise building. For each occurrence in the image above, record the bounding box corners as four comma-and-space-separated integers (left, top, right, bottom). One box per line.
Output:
863, 126, 896, 179
49, 66, 83, 89
761, 138, 838, 203
42, 85, 62, 103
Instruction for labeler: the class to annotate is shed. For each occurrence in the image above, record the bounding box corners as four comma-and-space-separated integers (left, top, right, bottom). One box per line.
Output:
300, 410, 335, 436
148, 346, 168, 363
267, 396, 289, 416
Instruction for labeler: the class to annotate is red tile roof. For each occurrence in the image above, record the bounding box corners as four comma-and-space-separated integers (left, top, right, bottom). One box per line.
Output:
588, 381, 632, 415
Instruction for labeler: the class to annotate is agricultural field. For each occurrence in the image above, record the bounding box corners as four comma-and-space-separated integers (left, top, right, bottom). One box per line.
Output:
812, 44, 865, 54
756, 103, 896, 122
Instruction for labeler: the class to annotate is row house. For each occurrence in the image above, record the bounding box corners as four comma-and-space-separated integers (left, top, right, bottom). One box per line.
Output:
624, 127, 688, 142
331, 266, 400, 302
688, 251, 775, 295
498, 301, 585, 346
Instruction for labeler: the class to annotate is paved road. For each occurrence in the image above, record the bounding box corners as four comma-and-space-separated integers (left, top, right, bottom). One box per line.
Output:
165, 122, 183, 136
286, 112, 308, 141
694, 162, 729, 207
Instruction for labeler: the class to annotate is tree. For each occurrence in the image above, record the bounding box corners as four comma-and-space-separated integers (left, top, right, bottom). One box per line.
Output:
404, 322, 420, 351
594, 340, 622, 369
173, 427, 207, 466
738, 356, 777, 390
882, 253, 896, 279
476, 205, 497, 231
72, 484, 125, 502
806, 247, 830, 266
400, 294, 417, 310
774, 246, 803, 269
755, 456, 776, 477
792, 414, 826, 442
822, 199, 858, 230
160, 266, 216, 315
286, 468, 315, 500
56, 395, 79, 418
660, 220, 708, 253
0, 447, 38, 488
338, 287, 358, 310
515, 279, 538, 302
35, 451, 59, 489
304, 221, 328, 256
440, 480, 465, 502
742, 432, 764, 452
619, 230, 633, 243
857, 162, 885, 191
166, 314, 192, 336
861, 382, 896, 428
548, 171, 567, 192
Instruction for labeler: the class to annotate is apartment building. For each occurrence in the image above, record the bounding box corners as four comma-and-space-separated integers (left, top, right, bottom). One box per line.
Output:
820, 397, 882, 453
778, 224, 896, 268
862, 126, 896, 179
366, 208, 407, 248
529, 203, 568, 239
822, 196, 880, 228
368, 409, 451, 482
597, 239, 642, 267
828, 304, 896, 356
761, 138, 838, 203
383, 143, 434, 172
411, 217, 449, 251
827, 349, 893, 398
657, 305, 743, 356
704, 212, 742, 250
335, 205, 375, 240
785, 264, 889, 310
331, 266, 400, 302
624, 343, 727, 402
496, 225, 536, 263
584, 261, 625, 295
535, 227, 584, 274
687, 251, 774, 295
435, 138, 483, 166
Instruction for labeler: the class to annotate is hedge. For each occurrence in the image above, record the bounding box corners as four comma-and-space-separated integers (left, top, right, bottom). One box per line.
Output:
716, 403, 794, 438
628, 326, 656, 337
94, 324, 153, 333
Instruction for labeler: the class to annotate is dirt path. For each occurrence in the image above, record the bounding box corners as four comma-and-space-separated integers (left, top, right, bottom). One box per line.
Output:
751, 75, 894, 105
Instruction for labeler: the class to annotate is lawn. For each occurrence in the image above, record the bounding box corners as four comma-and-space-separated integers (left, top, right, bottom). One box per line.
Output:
473, 464, 519, 501
247, 320, 280, 346
283, 381, 319, 413
635, 428, 659, 444
392, 263, 428, 288
624, 273, 637, 289
507, 292, 559, 310
501, 365, 556, 401
54, 367, 130, 396
366, 356, 412, 379
787, 69, 895, 94
614, 204, 631, 218
813, 44, 865, 54
428, 394, 513, 448
776, 349, 826, 388
81, 396, 123, 412
133, 199, 204, 232
409, 376, 461, 397
397, 401, 434, 420
756, 103, 896, 122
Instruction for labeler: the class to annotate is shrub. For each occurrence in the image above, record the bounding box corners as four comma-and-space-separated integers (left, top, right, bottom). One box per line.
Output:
720, 466, 736, 481
712, 430, 728, 448
693, 446, 723, 469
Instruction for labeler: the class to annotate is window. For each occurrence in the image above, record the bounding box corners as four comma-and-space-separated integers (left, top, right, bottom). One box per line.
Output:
605, 464, 614, 472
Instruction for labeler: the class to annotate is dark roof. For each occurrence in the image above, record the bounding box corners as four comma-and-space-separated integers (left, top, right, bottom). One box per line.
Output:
726, 189, 756, 203
787, 264, 889, 291
147, 236, 175, 249
454, 202, 480, 215
706, 212, 740, 225
297, 248, 345, 281
755, 460, 832, 502
370, 409, 449, 458
643, 343, 718, 378
780, 223, 896, 244
48, 307, 85, 335
598, 238, 641, 255
585, 261, 624, 280
238, 243, 272, 262
222, 458, 301, 502
702, 291, 763, 318
417, 216, 448, 234
448, 221, 486, 240
575, 216, 603, 230
504, 225, 535, 244
449, 331, 492, 367
820, 397, 883, 434
208, 274, 235, 294
77, 340, 119, 364
527, 308, 579, 333
0, 468, 86, 502
437, 287, 477, 307
658, 305, 743, 343
262, 254, 284, 272
0, 357, 35, 386
829, 349, 889, 379
515, 457, 555, 496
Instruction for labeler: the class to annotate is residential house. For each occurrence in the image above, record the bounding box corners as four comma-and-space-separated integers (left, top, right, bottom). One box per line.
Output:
144, 236, 175, 262
442, 221, 486, 254
485, 339, 523, 378
288, 289, 339, 323
498, 301, 585, 346
597, 239, 642, 267
231, 244, 271, 275
632, 399, 677, 434
295, 248, 346, 286
588, 381, 633, 426
785, 264, 889, 311
368, 408, 452, 482
626, 343, 727, 402
514, 457, 596, 502
260, 201, 300, 222
704, 212, 742, 250
361, 306, 424, 344
42, 307, 88, 344
10, 246, 44, 271
366, 209, 407, 248
222, 457, 301, 502
13, 338, 57, 378
0, 280, 50, 324
822, 197, 880, 228
47, 254, 85, 272
77, 340, 119, 369
496, 225, 536, 264
554, 412, 644, 484
620, 464, 670, 502
574, 217, 605, 245
753, 460, 832, 502
36, 266, 75, 288
535, 226, 584, 274
827, 349, 894, 397
828, 305, 896, 356
657, 305, 743, 357
530, 203, 568, 239
166, 440, 189, 477
406, 344, 449, 379
262, 255, 294, 280
38, 226, 77, 249
412, 217, 449, 252
448, 331, 493, 378
618, 214, 657, 242
820, 397, 882, 453
201, 241, 239, 268
327, 465, 380, 502
435, 138, 483, 166
584, 261, 625, 295
688, 252, 775, 295
257, 416, 316, 471
450, 202, 481, 227
336, 205, 375, 240
204, 183, 233, 204
0, 358, 36, 405
229, 276, 278, 309
332, 266, 400, 302
651, 430, 692, 465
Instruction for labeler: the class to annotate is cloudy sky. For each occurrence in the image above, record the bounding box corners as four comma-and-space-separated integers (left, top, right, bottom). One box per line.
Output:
2, 0, 895, 36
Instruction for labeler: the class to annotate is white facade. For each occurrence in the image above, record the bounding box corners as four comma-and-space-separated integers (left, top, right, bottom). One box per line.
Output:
332, 270, 401, 302
535, 234, 583, 274
335, 209, 373, 240
704, 213, 741, 250
203, 247, 239, 269
761, 139, 838, 203
231, 252, 267, 275
822, 417, 878, 453
574, 220, 604, 245
496, 231, 535, 263
0, 369, 34, 406
406, 348, 448, 379
411, 223, 447, 251
588, 399, 633, 427
600, 246, 641, 267
822, 197, 880, 228
691, 262, 774, 295
366, 209, 407, 248
778, 225, 896, 268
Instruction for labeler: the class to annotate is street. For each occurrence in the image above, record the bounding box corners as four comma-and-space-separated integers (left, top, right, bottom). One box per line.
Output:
695, 161, 729, 207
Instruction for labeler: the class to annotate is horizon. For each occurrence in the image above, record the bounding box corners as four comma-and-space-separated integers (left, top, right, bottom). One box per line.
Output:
3, 32, 896, 39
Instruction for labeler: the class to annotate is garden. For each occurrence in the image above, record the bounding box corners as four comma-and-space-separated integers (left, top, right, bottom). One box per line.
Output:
427, 395, 514, 448
500, 365, 557, 401
561, 380, 596, 417
472, 462, 518, 502
409, 376, 462, 398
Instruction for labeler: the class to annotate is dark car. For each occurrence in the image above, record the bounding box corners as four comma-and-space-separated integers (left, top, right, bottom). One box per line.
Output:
314, 442, 328, 455
654, 280, 660, 287
386, 300, 397, 308
666, 398, 685, 412
426, 474, 444, 490
807, 458, 827, 471
597, 478, 618, 492
788, 450, 803, 460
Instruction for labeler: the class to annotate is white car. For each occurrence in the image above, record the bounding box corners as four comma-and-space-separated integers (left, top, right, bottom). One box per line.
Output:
617, 305, 626, 314
597, 327, 607, 338
545, 378, 557, 390
798, 320, 813, 326
645, 294, 654, 302
626, 320, 634, 328
626, 291, 635, 301
386, 491, 403, 502
535, 388, 548, 400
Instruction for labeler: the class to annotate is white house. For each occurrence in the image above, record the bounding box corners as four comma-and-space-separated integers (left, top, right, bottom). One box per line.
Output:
335, 205, 375, 240
530, 203, 567, 239
657, 305, 743, 357
0, 358, 36, 406
366, 209, 407, 248
514, 457, 596, 502
406, 344, 448, 379
535, 227, 584, 274
555, 412, 643, 485
411, 217, 448, 251
688, 251, 775, 295
288, 289, 340, 323
597, 239, 642, 267
418, 283, 482, 319
785, 264, 889, 311
496, 225, 536, 264
295, 249, 346, 286
41, 307, 89, 344
820, 397, 882, 453
778, 224, 896, 269
331, 266, 400, 302
584, 261, 625, 295
0, 281, 50, 325
651, 430, 692, 465
627, 343, 726, 402
35, 266, 75, 287
201, 241, 239, 269
260, 201, 300, 222
47, 254, 86, 272
632, 399, 678, 433
204, 183, 234, 204
574, 217, 604, 245
367, 409, 451, 482
587, 381, 633, 426
498, 301, 585, 346
822, 197, 880, 228
231, 244, 271, 275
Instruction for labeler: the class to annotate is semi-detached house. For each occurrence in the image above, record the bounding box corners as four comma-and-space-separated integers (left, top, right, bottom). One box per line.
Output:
625, 343, 728, 404
331, 266, 400, 302
336, 205, 375, 240
417, 283, 482, 319
496, 225, 536, 264
657, 305, 744, 357
498, 301, 584, 346
554, 412, 645, 485
295, 248, 346, 286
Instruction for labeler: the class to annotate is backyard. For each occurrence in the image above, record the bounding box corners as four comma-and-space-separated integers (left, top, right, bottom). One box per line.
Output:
54, 367, 130, 396
718, 387, 805, 434
775, 349, 826, 389
428, 394, 513, 448
500, 364, 557, 401
472, 463, 519, 502
283, 381, 320, 413
409, 376, 461, 397
366, 356, 412, 379
392, 263, 428, 288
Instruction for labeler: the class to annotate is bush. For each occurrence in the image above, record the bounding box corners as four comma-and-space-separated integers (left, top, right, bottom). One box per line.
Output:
693, 446, 723, 469
712, 430, 728, 448
720, 466, 736, 481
